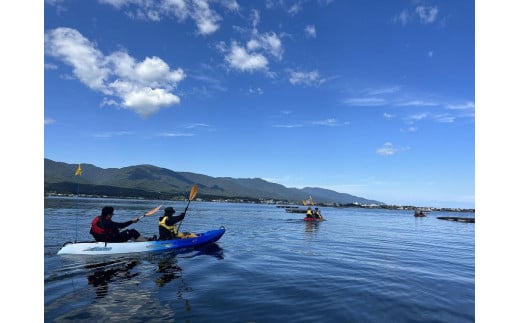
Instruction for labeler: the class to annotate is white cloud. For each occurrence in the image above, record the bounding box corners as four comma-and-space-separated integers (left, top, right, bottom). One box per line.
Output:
45, 27, 185, 118
433, 114, 455, 123
394, 10, 410, 26
343, 97, 386, 106
158, 132, 195, 137
288, 70, 324, 87
248, 32, 283, 60
288, 3, 302, 16
122, 86, 180, 115
98, 0, 235, 35
225, 42, 269, 71
192, 0, 221, 35
305, 25, 316, 38
221, 11, 283, 72
97, 0, 128, 9
221, 0, 239, 11
250, 9, 260, 28
92, 131, 133, 138
397, 100, 437, 107
159, 0, 189, 20
312, 118, 340, 126
273, 124, 303, 128
367, 86, 401, 95
107, 52, 185, 86
416, 6, 439, 24
263, 32, 283, 59
408, 113, 429, 121
248, 87, 264, 95
376, 142, 397, 156
376, 142, 409, 156
183, 122, 209, 129
44, 63, 58, 70
383, 112, 394, 119
447, 102, 475, 110
156, 123, 213, 137
394, 5, 439, 26
45, 28, 110, 92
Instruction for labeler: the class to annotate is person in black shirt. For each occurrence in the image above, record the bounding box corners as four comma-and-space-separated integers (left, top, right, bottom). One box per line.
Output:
90, 206, 149, 242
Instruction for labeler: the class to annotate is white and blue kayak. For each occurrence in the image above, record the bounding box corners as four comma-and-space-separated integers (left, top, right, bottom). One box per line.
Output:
57, 227, 225, 255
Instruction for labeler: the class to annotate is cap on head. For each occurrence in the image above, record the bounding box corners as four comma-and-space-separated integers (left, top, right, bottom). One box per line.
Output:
164, 207, 175, 215
101, 206, 114, 217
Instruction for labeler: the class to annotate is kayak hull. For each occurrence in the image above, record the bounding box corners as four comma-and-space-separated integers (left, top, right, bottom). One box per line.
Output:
57, 227, 225, 255
304, 217, 325, 222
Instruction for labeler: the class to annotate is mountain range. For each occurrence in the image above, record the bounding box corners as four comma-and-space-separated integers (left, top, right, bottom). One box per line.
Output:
44, 158, 383, 205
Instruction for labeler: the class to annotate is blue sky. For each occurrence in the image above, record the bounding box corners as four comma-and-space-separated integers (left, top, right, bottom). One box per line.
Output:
42, 0, 475, 208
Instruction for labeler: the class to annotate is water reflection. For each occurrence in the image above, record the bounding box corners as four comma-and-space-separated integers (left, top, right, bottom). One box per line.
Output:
155, 257, 183, 287
190, 242, 224, 260
82, 243, 225, 298
47, 231, 226, 321
305, 221, 321, 234
85, 258, 140, 299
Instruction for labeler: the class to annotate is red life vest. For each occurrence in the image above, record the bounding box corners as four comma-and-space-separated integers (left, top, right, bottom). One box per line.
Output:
90, 216, 115, 236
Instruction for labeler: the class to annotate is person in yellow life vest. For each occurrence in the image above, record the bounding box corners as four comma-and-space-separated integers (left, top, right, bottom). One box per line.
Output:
158, 207, 185, 240
305, 207, 314, 219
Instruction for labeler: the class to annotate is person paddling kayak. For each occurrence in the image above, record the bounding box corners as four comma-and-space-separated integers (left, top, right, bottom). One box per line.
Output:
313, 207, 323, 219
158, 207, 186, 240
90, 206, 150, 242
305, 207, 314, 219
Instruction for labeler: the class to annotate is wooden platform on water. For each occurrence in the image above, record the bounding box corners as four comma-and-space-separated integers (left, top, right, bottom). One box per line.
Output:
437, 216, 475, 223
285, 208, 307, 213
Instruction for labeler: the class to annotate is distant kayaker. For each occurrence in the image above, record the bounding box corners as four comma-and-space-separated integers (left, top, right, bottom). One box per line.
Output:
313, 207, 323, 219
158, 207, 186, 240
90, 206, 149, 242
305, 207, 313, 219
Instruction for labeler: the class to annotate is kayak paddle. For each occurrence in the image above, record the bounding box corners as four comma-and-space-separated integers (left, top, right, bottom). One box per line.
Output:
177, 185, 198, 232
138, 205, 163, 220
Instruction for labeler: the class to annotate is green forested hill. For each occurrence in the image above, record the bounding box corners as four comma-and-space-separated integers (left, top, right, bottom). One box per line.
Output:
44, 158, 383, 205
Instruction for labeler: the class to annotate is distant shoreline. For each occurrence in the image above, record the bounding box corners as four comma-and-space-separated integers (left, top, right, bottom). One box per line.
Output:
45, 193, 475, 213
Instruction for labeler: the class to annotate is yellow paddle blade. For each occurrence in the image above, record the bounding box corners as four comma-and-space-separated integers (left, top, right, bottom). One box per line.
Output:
144, 205, 162, 216
189, 185, 199, 201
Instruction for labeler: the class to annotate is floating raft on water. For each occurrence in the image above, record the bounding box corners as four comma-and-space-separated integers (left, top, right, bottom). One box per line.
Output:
437, 216, 475, 223
285, 208, 307, 213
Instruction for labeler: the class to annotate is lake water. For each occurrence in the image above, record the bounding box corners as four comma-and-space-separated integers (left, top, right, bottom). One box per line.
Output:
44, 197, 475, 322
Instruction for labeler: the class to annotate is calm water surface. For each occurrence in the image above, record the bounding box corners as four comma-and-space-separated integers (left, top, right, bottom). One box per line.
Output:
44, 197, 475, 322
